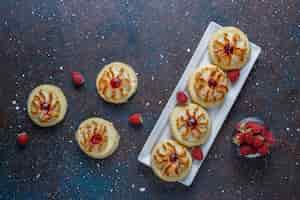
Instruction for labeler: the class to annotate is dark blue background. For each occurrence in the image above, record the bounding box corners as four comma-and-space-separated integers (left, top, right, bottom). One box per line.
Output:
0, 0, 299, 199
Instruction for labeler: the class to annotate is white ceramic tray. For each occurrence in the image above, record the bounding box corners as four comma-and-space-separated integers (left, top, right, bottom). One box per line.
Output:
138, 21, 261, 186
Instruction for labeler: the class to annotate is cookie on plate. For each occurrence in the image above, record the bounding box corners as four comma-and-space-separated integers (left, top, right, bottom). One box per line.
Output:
170, 103, 211, 147
27, 84, 68, 127
75, 117, 120, 159
188, 64, 229, 108
96, 62, 138, 104
209, 26, 251, 70
151, 139, 192, 182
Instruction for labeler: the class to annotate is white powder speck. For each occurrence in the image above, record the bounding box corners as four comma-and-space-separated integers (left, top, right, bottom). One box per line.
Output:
286, 128, 290, 131
131, 184, 135, 189
16, 106, 20, 110
21, 74, 25, 78
68, 140, 73, 143
110, 188, 113, 192
59, 66, 64, 70
36, 173, 41, 179
102, 57, 106, 62
276, 88, 280, 93
101, 35, 105, 39
160, 54, 164, 59
296, 128, 300, 132
186, 48, 191, 52
49, 76, 53, 79
96, 163, 101, 168
151, 75, 155, 81
145, 102, 150, 107
296, 162, 299, 166
12, 100, 16, 105
221, 189, 225, 193
255, 82, 259, 86
139, 187, 146, 192
158, 100, 162, 105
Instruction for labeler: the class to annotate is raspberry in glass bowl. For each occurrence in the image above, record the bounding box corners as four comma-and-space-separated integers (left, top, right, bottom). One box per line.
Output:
233, 117, 275, 158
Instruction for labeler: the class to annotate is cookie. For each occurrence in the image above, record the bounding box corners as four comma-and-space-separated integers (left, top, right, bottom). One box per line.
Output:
170, 103, 211, 147
151, 139, 192, 182
96, 62, 138, 104
75, 117, 120, 159
27, 84, 67, 127
188, 64, 229, 108
209, 26, 251, 70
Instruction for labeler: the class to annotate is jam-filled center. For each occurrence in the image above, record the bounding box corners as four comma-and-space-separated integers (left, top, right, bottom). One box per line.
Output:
110, 77, 122, 88
187, 117, 197, 128
169, 153, 178, 163
208, 79, 217, 88
90, 134, 103, 145
41, 103, 50, 112
224, 44, 234, 55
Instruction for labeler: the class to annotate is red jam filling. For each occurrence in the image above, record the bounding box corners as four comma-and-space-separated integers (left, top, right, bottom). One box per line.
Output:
90, 134, 103, 145
187, 117, 197, 128
224, 44, 234, 55
41, 103, 50, 112
208, 79, 217, 88
110, 77, 122, 88
169, 153, 178, 162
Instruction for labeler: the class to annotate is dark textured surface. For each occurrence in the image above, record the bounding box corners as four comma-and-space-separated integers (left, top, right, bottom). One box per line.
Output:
1, 0, 300, 199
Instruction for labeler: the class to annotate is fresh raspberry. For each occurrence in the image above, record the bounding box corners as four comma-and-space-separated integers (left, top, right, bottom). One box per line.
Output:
227, 69, 240, 83
239, 145, 254, 156
263, 130, 275, 145
71, 71, 85, 87
176, 91, 188, 105
191, 147, 203, 160
110, 77, 121, 88
253, 135, 264, 148
244, 132, 254, 145
245, 122, 265, 134
233, 132, 245, 145
128, 113, 143, 125
17, 132, 29, 146
258, 144, 269, 156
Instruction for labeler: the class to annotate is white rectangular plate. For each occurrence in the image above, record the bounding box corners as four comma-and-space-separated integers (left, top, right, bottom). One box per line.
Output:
138, 21, 261, 186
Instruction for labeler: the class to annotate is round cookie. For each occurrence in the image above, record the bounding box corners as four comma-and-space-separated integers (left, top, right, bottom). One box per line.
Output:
27, 84, 67, 127
188, 64, 229, 108
170, 103, 211, 147
151, 139, 192, 182
75, 117, 120, 159
209, 26, 251, 70
96, 62, 138, 104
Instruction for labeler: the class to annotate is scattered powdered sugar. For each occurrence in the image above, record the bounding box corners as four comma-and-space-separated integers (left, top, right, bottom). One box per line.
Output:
36, 173, 41, 179
139, 187, 146, 192
12, 100, 16, 105
186, 48, 191, 52
145, 102, 150, 107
